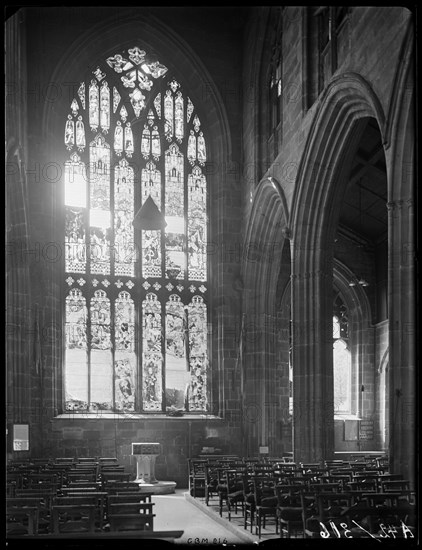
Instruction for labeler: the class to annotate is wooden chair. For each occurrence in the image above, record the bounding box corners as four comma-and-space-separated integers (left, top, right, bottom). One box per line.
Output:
242, 473, 255, 532
108, 502, 155, 532
101, 472, 131, 489
53, 495, 105, 529
308, 482, 341, 494
346, 479, 377, 492
14, 489, 57, 516
252, 476, 278, 538
188, 459, 207, 497
107, 494, 153, 519
204, 461, 220, 505
6, 507, 39, 536
105, 481, 143, 494
67, 470, 98, 484
275, 484, 305, 538
305, 493, 352, 538
51, 504, 96, 534
381, 479, 410, 492
225, 468, 246, 520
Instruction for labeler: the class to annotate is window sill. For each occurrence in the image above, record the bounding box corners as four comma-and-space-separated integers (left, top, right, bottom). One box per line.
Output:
334, 414, 362, 421
52, 413, 222, 421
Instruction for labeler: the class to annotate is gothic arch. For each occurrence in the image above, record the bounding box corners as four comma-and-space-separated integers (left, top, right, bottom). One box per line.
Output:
291, 72, 385, 250
239, 176, 290, 455
242, 176, 289, 313
289, 72, 386, 463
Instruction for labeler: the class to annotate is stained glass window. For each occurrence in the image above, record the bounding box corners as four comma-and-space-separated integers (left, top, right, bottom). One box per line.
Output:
64, 46, 209, 413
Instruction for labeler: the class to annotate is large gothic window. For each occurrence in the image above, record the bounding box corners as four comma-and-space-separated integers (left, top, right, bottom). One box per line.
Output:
64, 46, 209, 413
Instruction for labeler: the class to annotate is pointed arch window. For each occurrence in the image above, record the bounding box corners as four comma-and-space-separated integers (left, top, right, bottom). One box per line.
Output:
63, 46, 209, 413
333, 292, 351, 414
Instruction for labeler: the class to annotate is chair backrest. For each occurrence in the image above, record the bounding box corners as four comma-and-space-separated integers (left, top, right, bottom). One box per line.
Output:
382, 480, 410, 492
112, 491, 152, 501
51, 504, 96, 534
252, 476, 276, 505
105, 482, 141, 493
109, 502, 154, 515
315, 493, 352, 522
6, 507, 39, 536
225, 468, 247, 492
108, 494, 153, 505
7, 497, 46, 510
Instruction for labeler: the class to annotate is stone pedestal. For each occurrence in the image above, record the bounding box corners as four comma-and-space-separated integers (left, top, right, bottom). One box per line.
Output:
132, 442, 176, 494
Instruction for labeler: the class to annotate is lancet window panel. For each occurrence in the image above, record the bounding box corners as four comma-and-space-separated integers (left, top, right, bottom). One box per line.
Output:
333, 292, 351, 414
64, 45, 210, 413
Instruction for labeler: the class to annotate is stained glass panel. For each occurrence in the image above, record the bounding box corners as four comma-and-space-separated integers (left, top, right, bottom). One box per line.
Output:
65, 289, 88, 410
114, 159, 135, 277
188, 166, 207, 281
90, 217, 111, 275
107, 54, 132, 73
165, 144, 184, 216
187, 296, 208, 410
142, 293, 163, 410
120, 105, 128, 122
115, 353, 136, 411
193, 114, 201, 132
89, 80, 99, 131
164, 90, 173, 141
143, 61, 168, 79
197, 132, 206, 165
65, 208, 86, 273
90, 135, 111, 274
76, 117, 86, 152
151, 127, 161, 161
124, 123, 134, 157
129, 87, 145, 117
100, 81, 110, 133
165, 295, 190, 409
187, 97, 194, 122
65, 152, 87, 208
114, 121, 123, 156
121, 72, 135, 89
89, 291, 112, 408
175, 92, 184, 142
71, 98, 79, 116
78, 82, 86, 109
90, 349, 113, 410
65, 116, 75, 150
89, 132, 110, 207
114, 291, 135, 411
90, 290, 111, 348
147, 109, 155, 125
138, 71, 153, 91
113, 87, 121, 113
165, 144, 185, 279
141, 161, 161, 206
142, 231, 162, 278
141, 125, 150, 159
187, 131, 196, 165
154, 93, 161, 119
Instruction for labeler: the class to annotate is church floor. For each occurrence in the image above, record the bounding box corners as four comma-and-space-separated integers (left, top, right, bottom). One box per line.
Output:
152, 489, 282, 545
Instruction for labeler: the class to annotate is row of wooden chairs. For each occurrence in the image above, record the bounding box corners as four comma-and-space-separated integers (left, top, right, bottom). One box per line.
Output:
6, 457, 158, 537
188, 455, 415, 539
